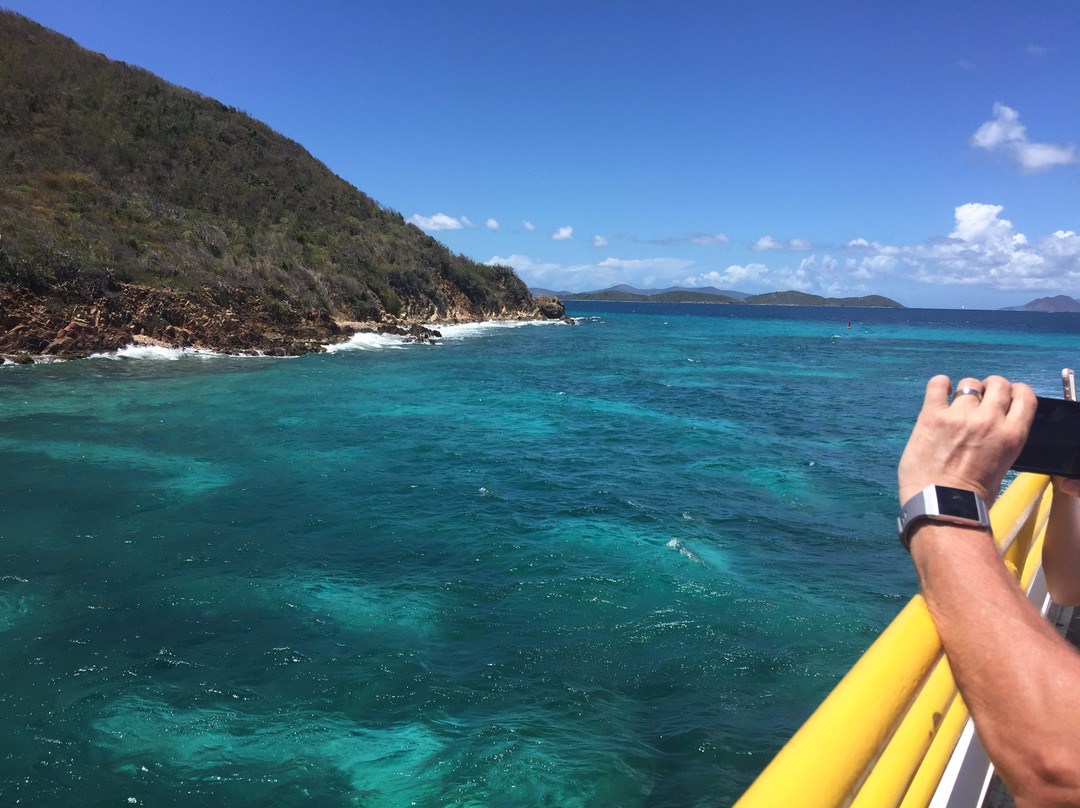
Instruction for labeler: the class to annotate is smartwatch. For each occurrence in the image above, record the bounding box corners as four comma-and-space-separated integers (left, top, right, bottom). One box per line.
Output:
897, 484, 991, 551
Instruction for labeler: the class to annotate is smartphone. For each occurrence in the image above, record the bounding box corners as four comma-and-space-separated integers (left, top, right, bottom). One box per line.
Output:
1011, 396, 1080, 478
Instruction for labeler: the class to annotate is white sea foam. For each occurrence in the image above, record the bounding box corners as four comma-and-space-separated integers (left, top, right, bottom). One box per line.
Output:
92, 344, 226, 361
8, 317, 574, 364
324, 318, 567, 352
434, 318, 564, 341
322, 331, 412, 353
666, 538, 706, 565
1, 355, 65, 366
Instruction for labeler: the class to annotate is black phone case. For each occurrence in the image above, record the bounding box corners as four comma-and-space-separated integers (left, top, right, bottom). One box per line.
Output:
1011, 396, 1080, 478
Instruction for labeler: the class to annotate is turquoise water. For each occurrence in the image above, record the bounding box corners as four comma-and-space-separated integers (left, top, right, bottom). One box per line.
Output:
2, 304, 1080, 807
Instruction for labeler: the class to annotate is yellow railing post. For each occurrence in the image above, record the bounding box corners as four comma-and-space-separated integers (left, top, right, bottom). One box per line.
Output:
733, 474, 1052, 808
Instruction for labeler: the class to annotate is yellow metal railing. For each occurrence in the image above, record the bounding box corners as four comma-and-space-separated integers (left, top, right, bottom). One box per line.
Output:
734, 473, 1053, 808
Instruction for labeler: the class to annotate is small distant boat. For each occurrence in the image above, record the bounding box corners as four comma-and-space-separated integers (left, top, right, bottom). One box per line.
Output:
734, 473, 1059, 808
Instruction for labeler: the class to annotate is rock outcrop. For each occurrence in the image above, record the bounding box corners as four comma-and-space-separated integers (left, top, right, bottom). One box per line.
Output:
534, 294, 568, 320
360, 323, 443, 345
0, 281, 567, 361
0, 283, 346, 358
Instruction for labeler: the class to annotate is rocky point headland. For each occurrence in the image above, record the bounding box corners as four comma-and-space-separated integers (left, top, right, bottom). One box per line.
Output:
0, 282, 568, 363
0, 12, 567, 364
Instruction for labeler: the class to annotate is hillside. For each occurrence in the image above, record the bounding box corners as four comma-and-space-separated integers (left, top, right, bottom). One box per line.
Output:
603, 284, 751, 300
556, 286, 902, 308
1000, 295, 1080, 313
742, 291, 903, 308
559, 289, 742, 304
0, 11, 559, 358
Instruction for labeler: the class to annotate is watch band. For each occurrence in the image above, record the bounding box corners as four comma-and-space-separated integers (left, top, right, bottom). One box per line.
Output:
897, 484, 991, 551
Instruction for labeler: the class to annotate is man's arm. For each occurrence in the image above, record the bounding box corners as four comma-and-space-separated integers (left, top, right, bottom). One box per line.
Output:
899, 374, 1080, 808
1042, 478, 1080, 606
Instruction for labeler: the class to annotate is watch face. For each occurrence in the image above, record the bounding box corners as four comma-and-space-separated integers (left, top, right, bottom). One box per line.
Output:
936, 485, 981, 521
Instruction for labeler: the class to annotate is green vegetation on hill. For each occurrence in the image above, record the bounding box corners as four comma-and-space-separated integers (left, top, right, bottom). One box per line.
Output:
560, 290, 741, 303
0, 11, 532, 323
561, 288, 902, 307
649, 291, 741, 303
743, 291, 903, 308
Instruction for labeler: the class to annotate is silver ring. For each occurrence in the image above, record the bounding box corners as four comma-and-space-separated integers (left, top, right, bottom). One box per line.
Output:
954, 386, 982, 402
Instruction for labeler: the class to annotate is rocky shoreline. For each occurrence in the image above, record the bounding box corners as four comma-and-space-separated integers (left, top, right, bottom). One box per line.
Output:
0, 284, 569, 364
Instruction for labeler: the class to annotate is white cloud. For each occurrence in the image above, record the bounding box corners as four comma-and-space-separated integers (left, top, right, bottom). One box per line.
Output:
616, 231, 731, 247
787, 255, 839, 292
907, 204, 1046, 286
617, 233, 675, 246
950, 203, 1026, 248
598, 257, 694, 273
551, 226, 574, 241
690, 232, 730, 246
488, 254, 692, 292
522, 220, 536, 232
844, 203, 1080, 292
854, 253, 899, 276
751, 235, 813, 252
684, 265, 770, 288
690, 202, 1080, 298
971, 104, 1026, 151
486, 218, 500, 231
460, 216, 476, 228
971, 103, 1077, 173
685, 255, 873, 297
495, 204, 1080, 300
487, 254, 623, 290
409, 213, 464, 231
774, 267, 814, 292
592, 235, 609, 247
487, 254, 565, 276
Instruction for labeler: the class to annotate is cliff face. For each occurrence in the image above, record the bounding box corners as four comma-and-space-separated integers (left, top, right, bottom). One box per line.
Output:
0, 11, 561, 358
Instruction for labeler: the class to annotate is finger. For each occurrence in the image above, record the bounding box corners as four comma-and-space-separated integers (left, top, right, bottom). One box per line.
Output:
924, 375, 952, 410
951, 376, 984, 406
980, 375, 1012, 411
1004, 381, 1037, 428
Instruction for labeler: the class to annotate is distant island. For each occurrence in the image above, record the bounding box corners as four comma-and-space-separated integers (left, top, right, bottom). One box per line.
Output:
0, 12, 564, 362
536, 285, 904, 308
1000, 295, 1080, 313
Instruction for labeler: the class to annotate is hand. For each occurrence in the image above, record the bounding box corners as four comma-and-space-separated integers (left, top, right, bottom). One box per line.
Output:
898, 375, 1036, 506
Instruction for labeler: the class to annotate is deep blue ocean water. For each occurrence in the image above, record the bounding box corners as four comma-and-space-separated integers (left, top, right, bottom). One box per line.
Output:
2, 302, 1080, 807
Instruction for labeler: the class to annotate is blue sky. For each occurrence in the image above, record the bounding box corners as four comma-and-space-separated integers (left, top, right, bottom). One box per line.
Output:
6, 1, 1080, 308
